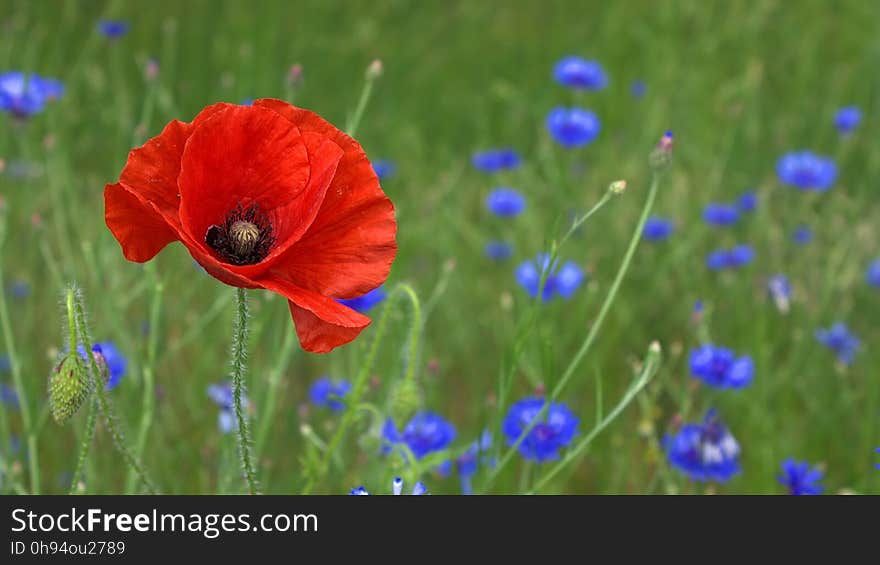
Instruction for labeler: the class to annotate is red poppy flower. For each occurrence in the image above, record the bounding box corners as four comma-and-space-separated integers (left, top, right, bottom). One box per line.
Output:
104, 99, 397, 353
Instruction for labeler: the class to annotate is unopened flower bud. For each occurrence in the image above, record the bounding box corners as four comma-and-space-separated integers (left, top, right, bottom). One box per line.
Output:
649, 130, 674, 171
388, 378, 420, 425
49, 353, 93, 424
366, 59, 383, 80
608, 179, 627, 195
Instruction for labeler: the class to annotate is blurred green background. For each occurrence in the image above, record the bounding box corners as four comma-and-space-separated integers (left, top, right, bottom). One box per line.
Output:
1, 0, 878, 493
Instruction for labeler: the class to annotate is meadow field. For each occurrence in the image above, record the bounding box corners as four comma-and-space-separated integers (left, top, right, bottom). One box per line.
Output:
0, 0, 878, 495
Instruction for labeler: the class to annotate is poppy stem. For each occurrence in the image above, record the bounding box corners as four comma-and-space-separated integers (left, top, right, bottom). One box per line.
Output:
72, 288, 158, 494
345, 60, 382, 137
67, 288, 97, 494
231, 288, 260, 494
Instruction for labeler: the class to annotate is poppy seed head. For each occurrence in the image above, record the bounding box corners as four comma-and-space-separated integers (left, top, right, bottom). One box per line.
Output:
206, 203, 275, 265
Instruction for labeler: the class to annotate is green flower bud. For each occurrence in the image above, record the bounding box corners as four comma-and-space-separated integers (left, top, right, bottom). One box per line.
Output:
49, 353, 93, 425
388, 378, 421, 426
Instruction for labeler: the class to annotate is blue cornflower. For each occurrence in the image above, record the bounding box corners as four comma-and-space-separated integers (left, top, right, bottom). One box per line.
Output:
76, 342, 126, 390
553, 56, 608, 90
689, 345, 754, 389
706, 245, 754, 270
485, 188, 526, 217
382, 412, 456, 460
308, 376, 351, 412
0, 72, 64, 118
515, 254, 585, 301
776, 151, 837, 191
502, 397, 579, 462
834, 106, 861, 135
336, 285, 387, 313
778, 459, 824, 495
350, 477, 428, 496
484, 240, 513, 261
208, 382, 250, 434
546, 107, 601, 148
875, 448, 880, 471
630, 80, 646, 99
1, 383, 19, 409
471, 148, 521, 173
240, 98, 255, 106
97, 20, 130, 38
792, 225, 813, 245
767, 274, 792, 312
665, 409, 740, 482
815, 322, 859, 365
737, 190, 757, 213
865, 258, 880, 288
703, 203, 740, 227
643, 216, 674, 241
371, 159, 396, 180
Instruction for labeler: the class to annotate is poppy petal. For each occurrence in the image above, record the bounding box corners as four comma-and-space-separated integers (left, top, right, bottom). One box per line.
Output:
259, 278, 371, 353
254, 98, 397, 298
177, 104, 311, 248
224, 130, 343, 280
117, 102, 229, 227
104, 183, 178, 262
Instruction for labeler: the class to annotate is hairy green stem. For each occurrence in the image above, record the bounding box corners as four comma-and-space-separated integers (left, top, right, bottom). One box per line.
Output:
231, 288, 259, 494
68, 398, 97, 494
74, 290, 157, 494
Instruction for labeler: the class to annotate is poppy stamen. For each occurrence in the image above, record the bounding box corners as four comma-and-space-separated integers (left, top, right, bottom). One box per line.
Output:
206, 203, 275, 265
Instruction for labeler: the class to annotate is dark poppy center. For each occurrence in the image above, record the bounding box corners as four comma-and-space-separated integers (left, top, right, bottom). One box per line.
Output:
205, 203, 275, 266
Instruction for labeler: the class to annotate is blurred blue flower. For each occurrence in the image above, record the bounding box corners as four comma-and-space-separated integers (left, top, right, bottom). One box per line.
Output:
309, 376, 351, 412
455, 429, 493, 494
643, 216, 674, 241
630, 80, 646, 98
553, 56, 607, 90
1, 383, 19, 409
336, 285, 387, 313
665, 409, 740, 482
7, 279, 30, 299
240, 98, 255, 106
737, 190, 757, 213
706, 245, 754, 270
776, 151, 837, 191
516, 253, 585, 301
502, 397, 578, 462
350, 477, 428, 495
767, 274, 792, 312
484, 240, 513, 261
703, 203, 740, 227
76, 342, 126, 390
485, 188, 526, 217
471, 148, 521, 173
834, 106, 861, 134
0, 72, 64, 118
865, 258, 880, 288
371, 159, 396, 180
875, 447, 880, 470
382, 411, 456, 460
97, 20, 130, 38
208, 381, 250, 434
815, 322, 859, 365
546, 107, 600, 148
778, 459, 824, 495
792, 225, 813, 245
689, 345, 754, 389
